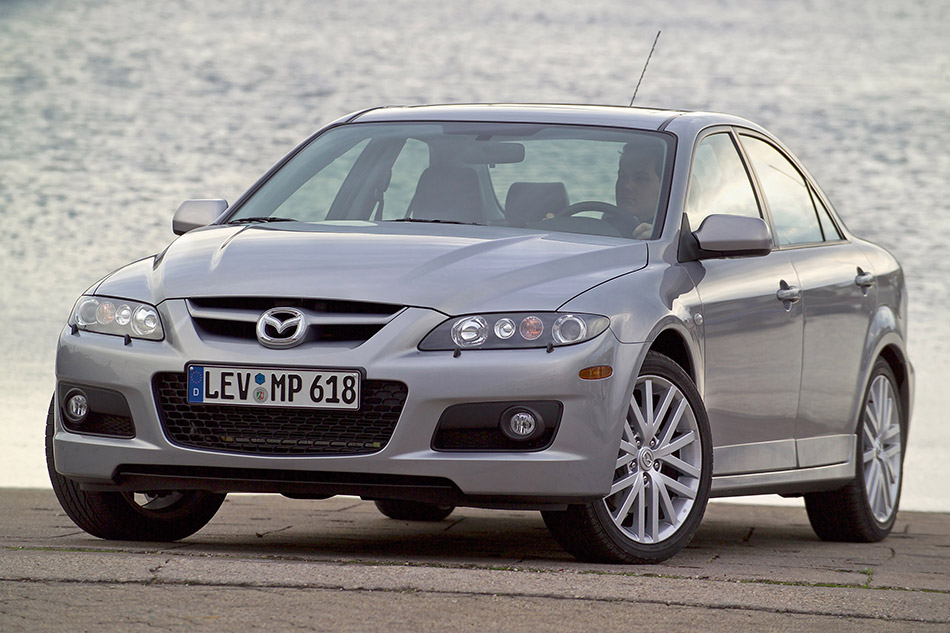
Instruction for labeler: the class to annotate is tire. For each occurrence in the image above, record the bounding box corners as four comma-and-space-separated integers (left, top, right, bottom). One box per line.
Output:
805, 360, 904, 542
542, 351, 712, 564
45, 397, 226, 541
374, 499, 455, 522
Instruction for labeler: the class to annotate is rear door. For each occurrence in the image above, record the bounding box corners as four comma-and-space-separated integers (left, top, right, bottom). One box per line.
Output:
738, 133, 875, 468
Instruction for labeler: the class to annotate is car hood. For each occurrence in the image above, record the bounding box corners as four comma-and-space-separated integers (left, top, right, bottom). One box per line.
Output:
95, 222, 648, 314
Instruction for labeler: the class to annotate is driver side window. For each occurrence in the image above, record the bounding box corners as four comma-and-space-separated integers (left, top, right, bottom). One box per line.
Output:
685, 133, 761, 229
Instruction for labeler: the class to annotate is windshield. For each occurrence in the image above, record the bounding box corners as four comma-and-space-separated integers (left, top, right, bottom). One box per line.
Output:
229, 122, 674, 240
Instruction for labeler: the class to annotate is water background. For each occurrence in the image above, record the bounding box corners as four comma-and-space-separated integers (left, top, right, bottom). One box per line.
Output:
1, 0, 948, 510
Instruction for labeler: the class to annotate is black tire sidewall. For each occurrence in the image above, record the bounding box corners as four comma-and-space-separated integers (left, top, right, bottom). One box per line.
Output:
46, 396, 225, 541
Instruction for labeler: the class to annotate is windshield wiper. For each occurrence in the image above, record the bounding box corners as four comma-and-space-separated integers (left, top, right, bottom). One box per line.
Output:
226, 216, 297, 225
386, 218, 480, 226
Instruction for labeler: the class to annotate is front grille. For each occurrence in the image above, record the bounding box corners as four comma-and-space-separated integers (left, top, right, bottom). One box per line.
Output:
186, 297, 404, 346
154, 372, 407, 456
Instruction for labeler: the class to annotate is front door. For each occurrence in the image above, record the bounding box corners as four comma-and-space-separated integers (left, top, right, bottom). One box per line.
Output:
682, 131, 803, 475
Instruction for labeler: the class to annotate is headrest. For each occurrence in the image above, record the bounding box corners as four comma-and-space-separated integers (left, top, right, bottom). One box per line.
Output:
504, 182, 569, 226
408, 166, 484, 222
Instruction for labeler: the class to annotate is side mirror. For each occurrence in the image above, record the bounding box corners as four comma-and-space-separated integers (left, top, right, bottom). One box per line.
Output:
692, 214, 772, 259
172, 199, 228, 235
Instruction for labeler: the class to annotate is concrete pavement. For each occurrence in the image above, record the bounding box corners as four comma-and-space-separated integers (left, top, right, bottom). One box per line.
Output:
1, 489, 947, 631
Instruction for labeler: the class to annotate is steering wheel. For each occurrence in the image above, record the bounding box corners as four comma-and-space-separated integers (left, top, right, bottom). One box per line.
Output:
552, 200, 644, 235
554, 200, 640, 234
554, 200, 630, 221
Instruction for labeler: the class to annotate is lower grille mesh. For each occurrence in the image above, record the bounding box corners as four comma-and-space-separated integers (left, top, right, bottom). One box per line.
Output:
63, 412, 135, 438
154, 373, 406, 456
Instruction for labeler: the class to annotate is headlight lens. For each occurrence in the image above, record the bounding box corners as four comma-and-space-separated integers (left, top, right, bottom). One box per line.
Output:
69, 296, 164, 341
419, 312, 609, 351
451, 316, 489, 348
552, 314, 588, 344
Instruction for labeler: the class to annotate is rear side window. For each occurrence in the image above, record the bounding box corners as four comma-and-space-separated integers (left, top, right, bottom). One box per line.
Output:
740, 136, 823, 246
810, 188, 843, 241
685, 133, 761, 230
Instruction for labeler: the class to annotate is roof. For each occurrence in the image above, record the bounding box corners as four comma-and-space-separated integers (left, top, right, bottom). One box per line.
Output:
349, 103, 690, 131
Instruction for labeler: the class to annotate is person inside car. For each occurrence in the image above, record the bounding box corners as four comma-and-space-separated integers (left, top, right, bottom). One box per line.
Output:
615, 138, 664, 239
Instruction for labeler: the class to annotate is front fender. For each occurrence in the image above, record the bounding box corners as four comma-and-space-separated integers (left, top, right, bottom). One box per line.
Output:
559, 262, 704, 394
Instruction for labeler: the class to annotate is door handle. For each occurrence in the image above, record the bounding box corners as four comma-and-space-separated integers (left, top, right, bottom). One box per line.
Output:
776, 280, 801, 303
855, 268, 875, 288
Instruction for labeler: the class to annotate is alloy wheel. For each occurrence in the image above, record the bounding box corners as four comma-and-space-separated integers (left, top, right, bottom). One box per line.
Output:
862, 374, 902, 524
604, 374, 703, 544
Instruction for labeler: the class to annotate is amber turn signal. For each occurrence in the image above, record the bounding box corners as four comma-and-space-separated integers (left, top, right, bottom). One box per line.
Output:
579, 365, 613, 380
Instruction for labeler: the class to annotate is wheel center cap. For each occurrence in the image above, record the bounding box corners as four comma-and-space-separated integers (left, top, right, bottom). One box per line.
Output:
639, 448, 655, 471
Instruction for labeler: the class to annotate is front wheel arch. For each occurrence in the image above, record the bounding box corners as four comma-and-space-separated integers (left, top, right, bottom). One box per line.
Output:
649, 328, 697, 385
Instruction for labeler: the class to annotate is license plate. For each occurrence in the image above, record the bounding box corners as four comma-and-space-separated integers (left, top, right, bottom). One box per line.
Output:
186, 365, 360, 410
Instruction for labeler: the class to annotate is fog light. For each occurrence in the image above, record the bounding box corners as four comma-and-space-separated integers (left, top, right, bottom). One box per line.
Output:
64, 391, 88, 423
500, 406, 544, 441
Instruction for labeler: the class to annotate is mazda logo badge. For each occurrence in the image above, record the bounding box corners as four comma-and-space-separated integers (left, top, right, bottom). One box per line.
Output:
256, 307, 307, 349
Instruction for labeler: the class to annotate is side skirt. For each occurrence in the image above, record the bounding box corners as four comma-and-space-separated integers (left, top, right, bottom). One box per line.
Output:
710, 457, 855, 498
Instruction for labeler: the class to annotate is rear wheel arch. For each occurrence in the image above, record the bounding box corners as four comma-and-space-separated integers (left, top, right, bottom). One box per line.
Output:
805, 358, 904, 541
878, 344, 910, 437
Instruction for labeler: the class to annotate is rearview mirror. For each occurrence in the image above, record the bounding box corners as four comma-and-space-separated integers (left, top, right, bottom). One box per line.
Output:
692, 214, 772, 259
172, 199, 228, 235
462, 142, 525, 165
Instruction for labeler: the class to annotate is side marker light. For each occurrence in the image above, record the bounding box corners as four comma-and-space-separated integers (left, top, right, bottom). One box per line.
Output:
579, 365, 613, 380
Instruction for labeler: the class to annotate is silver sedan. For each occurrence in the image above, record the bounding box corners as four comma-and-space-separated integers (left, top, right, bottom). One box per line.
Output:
48, 104, 912, 563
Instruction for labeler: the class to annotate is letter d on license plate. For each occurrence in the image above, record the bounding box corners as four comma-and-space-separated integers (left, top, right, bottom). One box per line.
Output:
187, 365, 360, 410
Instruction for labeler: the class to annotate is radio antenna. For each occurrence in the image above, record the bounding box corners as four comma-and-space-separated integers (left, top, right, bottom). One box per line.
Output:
629, 30, 661, 106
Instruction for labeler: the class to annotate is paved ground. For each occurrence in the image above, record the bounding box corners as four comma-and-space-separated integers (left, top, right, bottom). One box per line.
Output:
0, 489, 947, 632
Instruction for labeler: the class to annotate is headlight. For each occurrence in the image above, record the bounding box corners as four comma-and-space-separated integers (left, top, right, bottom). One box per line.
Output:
419, 312, 609, 351
69, 296, 165, 341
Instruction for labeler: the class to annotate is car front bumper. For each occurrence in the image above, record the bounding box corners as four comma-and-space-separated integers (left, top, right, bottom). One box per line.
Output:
53, 301, 647, 506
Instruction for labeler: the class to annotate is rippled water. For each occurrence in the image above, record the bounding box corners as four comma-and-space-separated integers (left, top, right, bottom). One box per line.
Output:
1, 0, 948, 510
